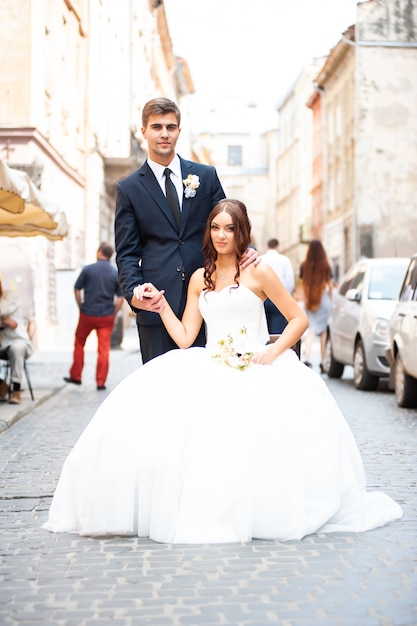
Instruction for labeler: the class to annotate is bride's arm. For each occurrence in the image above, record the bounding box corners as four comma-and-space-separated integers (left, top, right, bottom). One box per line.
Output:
134, 271, 204, 349
252, 263, 308, 364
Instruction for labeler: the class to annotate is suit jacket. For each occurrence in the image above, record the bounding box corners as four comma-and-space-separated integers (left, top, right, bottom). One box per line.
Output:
115, 156, 225, 326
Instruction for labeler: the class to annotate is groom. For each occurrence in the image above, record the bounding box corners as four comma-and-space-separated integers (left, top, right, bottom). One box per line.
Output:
115, 97, 228, 364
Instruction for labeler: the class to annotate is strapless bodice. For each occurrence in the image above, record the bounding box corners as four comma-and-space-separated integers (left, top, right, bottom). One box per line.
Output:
199, 284, 270, 352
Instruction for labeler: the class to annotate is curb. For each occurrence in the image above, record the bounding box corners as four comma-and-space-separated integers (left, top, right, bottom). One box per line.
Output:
0, 384, 65, 434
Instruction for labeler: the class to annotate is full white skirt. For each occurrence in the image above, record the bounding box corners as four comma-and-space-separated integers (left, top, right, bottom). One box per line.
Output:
44, 348, 402, 543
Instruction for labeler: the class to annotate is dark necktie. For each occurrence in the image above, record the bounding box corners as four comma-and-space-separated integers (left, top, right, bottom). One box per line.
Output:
164, 168, 181, 227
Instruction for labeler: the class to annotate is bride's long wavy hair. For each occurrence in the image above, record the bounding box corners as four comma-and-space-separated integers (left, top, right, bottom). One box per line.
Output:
202, 199, 251, 292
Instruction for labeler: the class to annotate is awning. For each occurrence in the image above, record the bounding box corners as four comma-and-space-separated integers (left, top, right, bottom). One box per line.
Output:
0, 159, 68, 241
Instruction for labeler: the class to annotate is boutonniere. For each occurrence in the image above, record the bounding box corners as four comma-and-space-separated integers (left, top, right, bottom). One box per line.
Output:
183, 174, 200, 198
212, 327, 254, 371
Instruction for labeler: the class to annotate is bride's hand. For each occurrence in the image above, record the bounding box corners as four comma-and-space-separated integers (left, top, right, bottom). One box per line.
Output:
131, 283, 165, 312
133, 283, 160, 300
252, 347, 278, 365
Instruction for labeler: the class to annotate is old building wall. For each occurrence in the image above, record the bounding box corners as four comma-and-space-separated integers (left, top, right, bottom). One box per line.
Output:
0, 1, 32, 126
317, 35, 356, 278
275, 62, 322, 271
306, 0, 417, 276
355, 0, 417, 257
0, 0, 185, 349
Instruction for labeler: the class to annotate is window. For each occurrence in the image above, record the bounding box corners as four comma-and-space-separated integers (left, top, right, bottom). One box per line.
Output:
339, 266, 363, 296
399, 258, 417, 302
228, 145, 242, 166
368, 265, 408, 301
351, 270, 365, 295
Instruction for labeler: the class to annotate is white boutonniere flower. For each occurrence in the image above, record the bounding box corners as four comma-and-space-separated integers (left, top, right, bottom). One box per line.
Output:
183, 174, 200, 198
212, 327, 254, 371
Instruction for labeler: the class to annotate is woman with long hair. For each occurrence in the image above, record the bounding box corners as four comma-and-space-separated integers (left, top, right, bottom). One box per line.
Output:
300, 239, 333, 371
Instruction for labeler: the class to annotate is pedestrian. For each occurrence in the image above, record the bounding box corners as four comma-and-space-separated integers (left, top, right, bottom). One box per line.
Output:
44, 200, 402, 543
300, 239, 333, 372
114, 97, 258, 364
0, 275, 33, 405
261, 237, 295, 335
64, 242, 123, 391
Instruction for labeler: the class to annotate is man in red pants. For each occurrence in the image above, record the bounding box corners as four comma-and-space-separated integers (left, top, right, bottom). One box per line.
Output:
64, 242, 123, 390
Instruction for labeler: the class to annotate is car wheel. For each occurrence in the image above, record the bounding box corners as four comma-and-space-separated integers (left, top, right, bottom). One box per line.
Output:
324, 336, 344, 378
353, 340, 379, 391
394, 352, 417, 408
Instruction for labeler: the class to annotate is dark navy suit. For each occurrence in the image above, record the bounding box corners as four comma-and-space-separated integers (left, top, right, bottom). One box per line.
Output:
115, 157, 225, 362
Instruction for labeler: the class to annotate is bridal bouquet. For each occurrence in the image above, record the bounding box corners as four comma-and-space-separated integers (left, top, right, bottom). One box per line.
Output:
212, 327, 254, 371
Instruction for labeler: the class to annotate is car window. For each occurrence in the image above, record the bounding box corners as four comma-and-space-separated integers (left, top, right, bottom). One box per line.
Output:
399, 258, 417, 302
338, 278, 351, 296
339, 266, 361, 295
350, 270, 365, 294
338, 274, 353, 296
368, 265, 407, 300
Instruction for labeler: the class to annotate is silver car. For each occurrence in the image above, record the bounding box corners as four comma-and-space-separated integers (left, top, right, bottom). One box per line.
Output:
325, 257, 409, 390
387, 253, 417, 407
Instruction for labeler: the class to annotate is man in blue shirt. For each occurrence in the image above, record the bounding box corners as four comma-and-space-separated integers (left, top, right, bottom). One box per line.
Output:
64, 242, 123, 390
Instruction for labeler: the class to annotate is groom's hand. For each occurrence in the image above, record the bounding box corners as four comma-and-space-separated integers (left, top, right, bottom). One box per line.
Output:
240, 246, 260, 268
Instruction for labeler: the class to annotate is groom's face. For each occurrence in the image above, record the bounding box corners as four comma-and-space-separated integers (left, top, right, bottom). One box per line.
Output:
142, 113, 181, 166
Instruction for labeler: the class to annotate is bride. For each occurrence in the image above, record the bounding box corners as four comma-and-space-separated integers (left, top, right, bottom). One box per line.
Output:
44, 199, 402, 543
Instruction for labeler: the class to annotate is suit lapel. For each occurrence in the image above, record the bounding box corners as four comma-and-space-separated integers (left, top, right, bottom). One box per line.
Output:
179, 159, 196, 232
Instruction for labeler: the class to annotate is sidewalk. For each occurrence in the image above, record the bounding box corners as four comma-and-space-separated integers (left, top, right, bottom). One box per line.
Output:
0, 323, 141, 434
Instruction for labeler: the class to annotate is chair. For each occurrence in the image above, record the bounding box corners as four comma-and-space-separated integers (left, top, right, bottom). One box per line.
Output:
268, 335, 301, 359
0, 353, 34, 401
0, 318, 35, 401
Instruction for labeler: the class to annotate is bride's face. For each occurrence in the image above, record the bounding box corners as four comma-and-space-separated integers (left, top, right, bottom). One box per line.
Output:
210, 211, 235, 255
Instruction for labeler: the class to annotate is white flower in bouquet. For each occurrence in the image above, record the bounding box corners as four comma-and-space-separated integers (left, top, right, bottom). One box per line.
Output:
212, 327, 254, 371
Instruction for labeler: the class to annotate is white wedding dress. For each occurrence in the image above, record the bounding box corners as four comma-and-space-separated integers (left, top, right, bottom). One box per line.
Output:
44, 285, 402, 543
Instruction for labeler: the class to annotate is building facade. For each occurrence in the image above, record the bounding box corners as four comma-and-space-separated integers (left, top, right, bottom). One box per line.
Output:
272, 60, 324, 273
0, 0, 192, 348
309, 26, 356, 282
354, 0, 417, 259
307, 0, 417, 280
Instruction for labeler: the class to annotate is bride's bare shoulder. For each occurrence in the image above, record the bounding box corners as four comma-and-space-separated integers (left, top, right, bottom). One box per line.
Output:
190, 268, 205, 291
256, 258, 280, 280
243, 259, 270, 281
241, 260, 281, 297
191, 267, 205, 280
240, 262, 268, 296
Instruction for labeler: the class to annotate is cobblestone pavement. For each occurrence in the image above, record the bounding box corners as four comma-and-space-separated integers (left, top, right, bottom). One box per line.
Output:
0, 335, 416, 626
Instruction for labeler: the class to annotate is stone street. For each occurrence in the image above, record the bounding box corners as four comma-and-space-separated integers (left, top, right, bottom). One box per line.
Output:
0, 332, 416, 625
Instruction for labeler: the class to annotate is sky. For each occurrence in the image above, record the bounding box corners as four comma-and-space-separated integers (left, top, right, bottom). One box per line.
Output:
164, 0, 358, 124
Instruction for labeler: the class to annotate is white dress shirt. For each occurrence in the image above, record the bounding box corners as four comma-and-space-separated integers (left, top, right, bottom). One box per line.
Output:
148, 155, 184, 208
262, 249, 295, 293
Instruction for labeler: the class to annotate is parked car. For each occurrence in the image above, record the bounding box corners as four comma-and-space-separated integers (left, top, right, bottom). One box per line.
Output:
386, 253, 417, 408
324, 257, 409, 390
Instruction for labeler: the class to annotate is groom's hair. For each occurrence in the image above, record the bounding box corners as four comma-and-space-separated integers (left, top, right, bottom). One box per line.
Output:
142, 98, 181, 127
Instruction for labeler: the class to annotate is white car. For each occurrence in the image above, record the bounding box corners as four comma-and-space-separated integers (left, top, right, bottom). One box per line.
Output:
325, 257, 409, 390
387, 253, 417, 407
